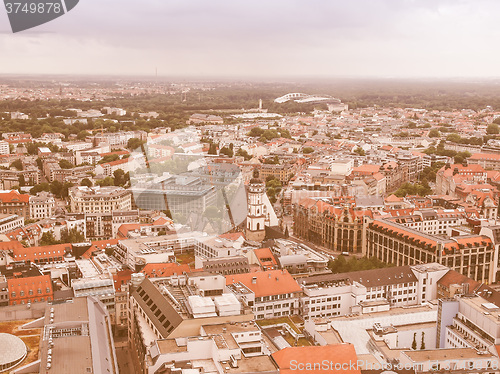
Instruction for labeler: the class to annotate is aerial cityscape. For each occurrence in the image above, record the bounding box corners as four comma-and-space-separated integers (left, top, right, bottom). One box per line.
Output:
2, 1, 500, 374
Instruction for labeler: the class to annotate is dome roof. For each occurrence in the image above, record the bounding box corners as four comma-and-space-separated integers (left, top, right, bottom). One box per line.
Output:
0, 333, 27, 370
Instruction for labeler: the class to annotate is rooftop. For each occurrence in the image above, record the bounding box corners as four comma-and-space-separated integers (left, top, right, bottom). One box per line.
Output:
226, 270, 301, 298
403, 347, 493, 362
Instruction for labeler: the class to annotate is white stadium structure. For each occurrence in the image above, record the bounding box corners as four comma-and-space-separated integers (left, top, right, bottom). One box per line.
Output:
274, 93, 348, 111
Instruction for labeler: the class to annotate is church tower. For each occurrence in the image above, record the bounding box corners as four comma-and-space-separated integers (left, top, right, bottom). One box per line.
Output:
246, 170, 266, 242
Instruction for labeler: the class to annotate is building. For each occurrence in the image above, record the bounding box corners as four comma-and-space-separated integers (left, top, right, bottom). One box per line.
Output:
84, 210, 139, 240
366, 218, 496, 283
69, 186, 132, 213
11, 243, 70, 264
92, 130, 146, 147
441, 295, 500, 352
131, 175, 217, 217
0, 190, 29, 219
294, 198, 366, 254
436, 164, 488, 196
143, 321, 277, 374
14, 296, 118, 374
188, 113, 224, 124
298, 264, 448, 320
226, 269, 302, 319
379, 161, 408, 192
259, 163, 297, 184
271, 344, 361, 374
436, 269, 480, 299
0, 213, 24, 234
1, 263, 54, 305
386, 209, 467, 236
128, 273, 254, 373
29, 192, 55, 220
202, 256, 250, 275
469, 152, 500, 170
115, 233, 197, 271
399, 347, 496, 374
71, 278, 116, 322
0, 140, 9, 155
246, 176, 266, 242
395, 151, 424, 182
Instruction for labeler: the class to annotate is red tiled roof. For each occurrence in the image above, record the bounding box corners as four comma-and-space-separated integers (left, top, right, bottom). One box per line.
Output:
253, 247, 277, 269
104, 158, 129, 167
141, 263, 190, 278
470, 153, 500, 161
82, 239, 120, 258
153, 216, 172, 226
113, 269, 133, 291
7, 274, 53, 305
0, 190, 29, 203
437, 269, 480, 290
272, 344, 361, 374
0, 240, 24, 252
218, 232, 245, 241
12, 243, 70, 262
352, 164, 380, 175
226, 269, 301, 298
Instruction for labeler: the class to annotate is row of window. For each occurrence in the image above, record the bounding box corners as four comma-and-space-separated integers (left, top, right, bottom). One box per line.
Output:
256, 303, 290, 311
255, 294, 291, 302
11, 288, 50, 297
12, 297, 51, 305
256, 310, 290, 319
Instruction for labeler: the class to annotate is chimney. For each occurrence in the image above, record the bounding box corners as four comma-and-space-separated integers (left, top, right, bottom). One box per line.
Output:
252, 277, 257, 284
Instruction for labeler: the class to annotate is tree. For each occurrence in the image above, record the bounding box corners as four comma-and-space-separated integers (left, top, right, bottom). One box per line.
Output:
284, 226, 289, 238
59, 159, 73, 169
487, 123, 500, 135
18, 174, 25, 187
96, 177, 115, 186
113, 169, 125, 186
420, 332, 425, 350
264, 156, 280, 164
394, 182, 432, 197
428, 129, 440, 138
40, 231, 58, 246
454, 151, 471, 164
30, 182, 50, 195
328, 256, 393, 273
98, 154, 120, 164
446, 133, 462, 143
60, 227, 85, 243
50, 180, 63, 197
412, 333, 417, 350
208, 143, 218, 155
127, 137, 145, 150
354, 147, 366, 156
219, 146, 233, 157
236, 148, 251, 161
10, 159, 23, 171
81, 178, 92, 187
77, 130, 90, 140
61, 182, 74, 199
303, 147, 315, 154
158, 229, 167, 236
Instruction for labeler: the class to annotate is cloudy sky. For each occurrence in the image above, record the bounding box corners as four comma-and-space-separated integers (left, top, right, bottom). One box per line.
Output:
0, 0, 499, 78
